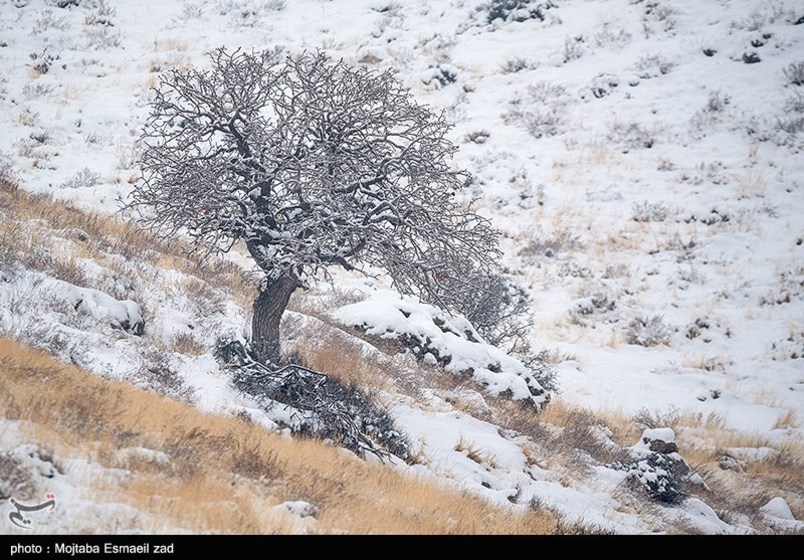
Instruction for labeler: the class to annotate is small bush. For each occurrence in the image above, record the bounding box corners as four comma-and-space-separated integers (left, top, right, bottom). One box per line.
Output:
633, 54, 674, 79
0, 452, 36, 501
28, 49, 59, 76
230, 440, 282, 480
500, 57, 537, 74
632, 201, 669, 222
484, 0, 556, 24
465, 130, 491, 144
170, 331, 206, 356
569, 293, 617, 326
613, 452, 688, 504
22, 83, 55, 100
519, 227, 581, 258
706, 90, 731, 112
633, 406, 680, 430
593, 23, 632, 48
608, 121, 658, 152
422, 64, 459, 88
785, 62, 804, 86
562, 36, 584, 63
589, 73, 620, 99
553, 515, 616, 535
626, 315, 672, 347
505, 82, 571, 138
441, 273, 558, 392
32, 10, 68, 35
219, 340, 410, 460
784, 91, 804, 113
214, 0, 286, 27
134, 348, 196, 403
61, 168, 101, 190
640, 1, 678, 35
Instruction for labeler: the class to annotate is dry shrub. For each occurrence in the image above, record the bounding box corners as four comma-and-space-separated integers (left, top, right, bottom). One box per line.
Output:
454, 435, 497, 468
553, 514, 616, 535
169, 331, 206, 356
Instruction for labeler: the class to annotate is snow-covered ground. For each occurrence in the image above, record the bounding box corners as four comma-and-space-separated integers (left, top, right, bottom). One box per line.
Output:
1, 0, 802, 534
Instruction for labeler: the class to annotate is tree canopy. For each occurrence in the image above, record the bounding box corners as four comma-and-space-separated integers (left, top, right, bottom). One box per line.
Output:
128, 48, 499, 362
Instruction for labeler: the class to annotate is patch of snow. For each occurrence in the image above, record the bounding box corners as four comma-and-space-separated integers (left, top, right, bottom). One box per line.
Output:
50, 279, 144, 335
760, 497, 795, 521
334, 289, 548, 407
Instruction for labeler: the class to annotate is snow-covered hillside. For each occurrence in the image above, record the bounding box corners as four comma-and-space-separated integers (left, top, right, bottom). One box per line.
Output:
1, 0, 802, 534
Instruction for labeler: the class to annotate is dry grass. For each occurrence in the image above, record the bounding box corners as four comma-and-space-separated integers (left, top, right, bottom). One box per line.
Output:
168, 331, 207, 356
454, 435, 498, 469
493, 395, 803, 525
772, 409, 799, 430
300, 345, 390, 391
0, 338, 555, 534
0, 176, 256, 310
280, 312, 393, 391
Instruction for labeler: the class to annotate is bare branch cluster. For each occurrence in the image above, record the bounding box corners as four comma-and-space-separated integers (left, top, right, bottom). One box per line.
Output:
217, 340, 410, 460
129, 48, 499, 304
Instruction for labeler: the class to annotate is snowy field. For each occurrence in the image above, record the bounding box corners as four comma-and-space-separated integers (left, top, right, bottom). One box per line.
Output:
1, 0, 802, 534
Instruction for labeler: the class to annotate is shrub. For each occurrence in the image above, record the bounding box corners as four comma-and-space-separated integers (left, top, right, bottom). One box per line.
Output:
439, 273, 558, 392
562, 36, 584, 63
218, 340, 411, 460
626, 315, 672, 347
633, 54, 674, 79
613, 452, 688, 504
589, 73, 620, 99
504, 82, 571, 138
607, 120, 658, 152
632, 201, 669, 223
784, 62, 804, 86
134, 348, 196, 403
519, 227, 581, 259
422, 64, 459, 88
0, 452, 36, 501
500, 57, 537, 74
484, 0, 556, 24
61, 168, 101, 190
706, 90, 731, 112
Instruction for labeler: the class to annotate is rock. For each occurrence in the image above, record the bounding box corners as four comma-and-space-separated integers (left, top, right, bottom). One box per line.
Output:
638, 427, 678, 454
614, 453, 687, 504
281, 500, 319, 519
611, 427, 699, 504
760, 497, 795, 521
52, 279, 145, 335
718, 454, 745, 472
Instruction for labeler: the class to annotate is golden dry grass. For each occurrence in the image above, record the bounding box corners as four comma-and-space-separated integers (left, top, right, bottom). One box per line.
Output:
0, 338, 555, 534
299, 344, 390, 391
0, 176, 256, 309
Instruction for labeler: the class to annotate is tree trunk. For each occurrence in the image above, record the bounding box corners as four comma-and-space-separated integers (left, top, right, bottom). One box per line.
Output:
252, 274, 299, 365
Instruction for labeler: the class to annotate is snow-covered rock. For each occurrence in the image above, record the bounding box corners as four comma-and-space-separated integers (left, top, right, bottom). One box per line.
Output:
760, 497, 795, 521
634, 427, 678, 454
51, 280, 144, 335
334, 290, 549, 408
610, 427, 697, 504
280, 500, 319, 519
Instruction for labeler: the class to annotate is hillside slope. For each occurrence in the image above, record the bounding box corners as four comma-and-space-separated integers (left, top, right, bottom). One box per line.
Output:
0, 0, 802, 534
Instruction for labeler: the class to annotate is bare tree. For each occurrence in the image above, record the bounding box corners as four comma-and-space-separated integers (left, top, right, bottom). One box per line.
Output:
128, 48, 499, 364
